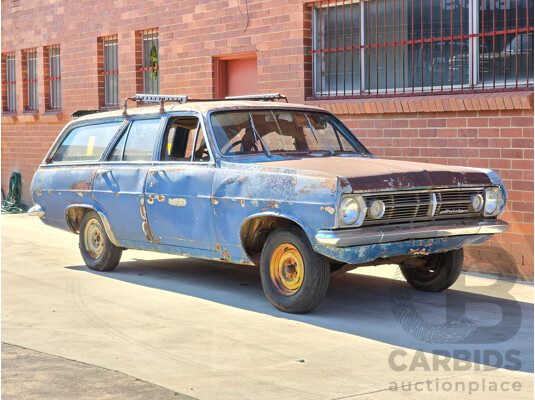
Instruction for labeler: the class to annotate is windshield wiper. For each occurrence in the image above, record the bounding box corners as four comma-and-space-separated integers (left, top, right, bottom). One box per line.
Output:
304, 114, 335, 156
248, 113, 271, 158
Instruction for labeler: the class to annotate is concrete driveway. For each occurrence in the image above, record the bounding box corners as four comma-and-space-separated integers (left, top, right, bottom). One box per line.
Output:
2, 214, 533, 399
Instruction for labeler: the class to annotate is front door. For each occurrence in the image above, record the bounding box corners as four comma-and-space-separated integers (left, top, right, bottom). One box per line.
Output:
144, 115, 219, 254
93, 117, 164, 244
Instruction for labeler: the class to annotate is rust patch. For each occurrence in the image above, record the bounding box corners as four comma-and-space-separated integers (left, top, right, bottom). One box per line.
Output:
240, 199, 245, 207
340, 180, 351, 189
36, 190, 43, 196
409, 248, 430, 255
69, 180, 91, 191
320, 181, 336, 193
140, 197, 157, 243
147, 194, 165, 204
223, 249, 231, 261
142, 221, 154, 242
211, 198, 219, 205
66, 199, 82, 205
115, 192, 119, 198
261, 200, 279, 211
47, 190, 52, 196
321, 206, 335, 215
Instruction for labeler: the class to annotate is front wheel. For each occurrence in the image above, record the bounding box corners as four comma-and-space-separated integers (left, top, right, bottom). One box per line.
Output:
79, 210, 122, 272
400, 248, 464, 292
260, 226, 330, 314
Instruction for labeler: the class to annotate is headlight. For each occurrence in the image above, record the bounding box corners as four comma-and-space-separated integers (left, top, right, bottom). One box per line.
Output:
339, 195, 367, 226
484, 187, 502, 216
471, 194, 484, 213
368, 199, 386, 219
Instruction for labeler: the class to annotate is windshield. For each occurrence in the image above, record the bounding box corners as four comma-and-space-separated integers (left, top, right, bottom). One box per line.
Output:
210, 110, 367, 156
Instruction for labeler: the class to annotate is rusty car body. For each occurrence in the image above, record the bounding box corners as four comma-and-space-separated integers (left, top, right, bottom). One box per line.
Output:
29, 94, 509, 313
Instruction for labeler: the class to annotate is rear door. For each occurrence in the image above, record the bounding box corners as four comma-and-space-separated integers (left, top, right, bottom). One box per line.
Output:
93, 116, 164, 244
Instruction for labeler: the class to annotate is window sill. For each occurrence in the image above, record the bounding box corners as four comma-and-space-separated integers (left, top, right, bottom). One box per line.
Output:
1, 113, 17, 124
305, 90, 534, 115
17, 112, 39, 123
42, 110, 63, 122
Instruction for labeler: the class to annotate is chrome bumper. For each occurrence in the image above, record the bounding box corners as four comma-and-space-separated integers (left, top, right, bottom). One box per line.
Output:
315, 219, 509, 247
27, 205, 45, 217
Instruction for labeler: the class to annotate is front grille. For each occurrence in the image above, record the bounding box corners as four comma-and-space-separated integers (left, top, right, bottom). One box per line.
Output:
362, 187, 484, 226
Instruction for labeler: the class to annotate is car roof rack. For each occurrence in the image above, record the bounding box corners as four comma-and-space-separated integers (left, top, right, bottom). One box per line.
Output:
224, 93, 287, 102
122, 93, 288, 116
123, 94, 189, 116
71, 109, 110, 118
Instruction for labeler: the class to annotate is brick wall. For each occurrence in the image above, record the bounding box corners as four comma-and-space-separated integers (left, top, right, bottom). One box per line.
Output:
1, 0, 533, 280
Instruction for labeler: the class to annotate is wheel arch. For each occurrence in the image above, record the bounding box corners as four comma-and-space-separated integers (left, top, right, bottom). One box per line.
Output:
65, 204, 121, 247
239, 212, 310, 264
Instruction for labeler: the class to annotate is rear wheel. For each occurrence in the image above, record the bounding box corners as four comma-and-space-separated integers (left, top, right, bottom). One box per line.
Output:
260, 226, 330, 314
400, 248, 463, 292
79, 211, 122, 272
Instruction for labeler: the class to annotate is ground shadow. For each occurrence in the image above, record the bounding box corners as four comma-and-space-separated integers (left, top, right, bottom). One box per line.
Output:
66, 256, 534, 373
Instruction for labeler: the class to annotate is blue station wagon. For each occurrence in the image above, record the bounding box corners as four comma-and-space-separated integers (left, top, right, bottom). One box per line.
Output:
29, 94, 509, 313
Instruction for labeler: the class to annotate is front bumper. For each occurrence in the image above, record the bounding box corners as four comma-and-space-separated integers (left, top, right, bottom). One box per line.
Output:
315, 218, 509, 247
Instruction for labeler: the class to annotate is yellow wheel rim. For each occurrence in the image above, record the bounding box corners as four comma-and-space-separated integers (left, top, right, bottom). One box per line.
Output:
269, 244, 304, 296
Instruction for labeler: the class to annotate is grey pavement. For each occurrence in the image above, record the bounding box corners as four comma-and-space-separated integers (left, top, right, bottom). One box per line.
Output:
1, 214, 534, 399
2, 343, 196, 400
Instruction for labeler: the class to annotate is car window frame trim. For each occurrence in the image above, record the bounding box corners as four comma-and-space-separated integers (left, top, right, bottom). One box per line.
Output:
151, 110, 216, 166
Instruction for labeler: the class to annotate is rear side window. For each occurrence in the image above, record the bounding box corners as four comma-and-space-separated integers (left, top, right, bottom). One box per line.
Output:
109, 118, 161, 162
51, 121, 123, 162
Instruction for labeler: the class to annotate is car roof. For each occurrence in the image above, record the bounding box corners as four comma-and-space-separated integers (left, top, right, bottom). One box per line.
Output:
73, 100, 326, 122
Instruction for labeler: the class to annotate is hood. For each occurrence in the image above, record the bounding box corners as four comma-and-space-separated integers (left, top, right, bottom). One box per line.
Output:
256, 156, 492, 191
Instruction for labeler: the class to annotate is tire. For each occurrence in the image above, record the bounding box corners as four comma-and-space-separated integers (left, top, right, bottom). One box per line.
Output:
260, 226, 330, 314
79, 210, 122, 272
400, 248, 464, 292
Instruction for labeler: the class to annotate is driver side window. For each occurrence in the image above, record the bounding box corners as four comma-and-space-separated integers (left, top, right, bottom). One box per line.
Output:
161, 117, 210, 162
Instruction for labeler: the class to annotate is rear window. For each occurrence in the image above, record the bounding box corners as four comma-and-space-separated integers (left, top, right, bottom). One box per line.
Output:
51, 121, 123, 163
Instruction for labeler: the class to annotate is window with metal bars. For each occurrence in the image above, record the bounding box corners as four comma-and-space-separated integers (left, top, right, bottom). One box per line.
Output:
4, 53, 16, 112
46, 45, 61, 110
102, 36, 119, 107
24, 50, 38, 111
311, 0, 534, 98
140, 30, 159, 95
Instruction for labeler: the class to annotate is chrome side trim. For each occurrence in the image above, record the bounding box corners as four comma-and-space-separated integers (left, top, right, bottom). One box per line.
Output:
315, 219, 509, 247
27, 205, 45, 217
